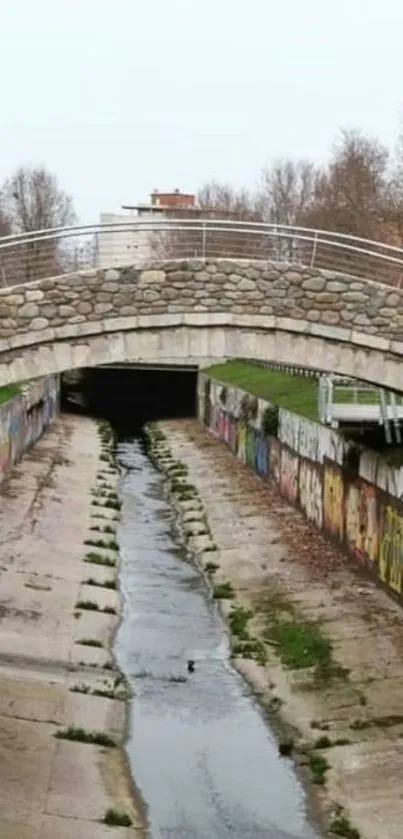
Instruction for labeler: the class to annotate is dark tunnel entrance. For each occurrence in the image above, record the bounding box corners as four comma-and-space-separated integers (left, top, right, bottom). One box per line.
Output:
61, 364, 198, 434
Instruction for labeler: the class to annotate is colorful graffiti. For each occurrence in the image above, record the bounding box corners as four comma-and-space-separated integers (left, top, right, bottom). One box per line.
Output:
203, 374, 403, 603
0, 375, 59, 487
269, 437, 281, 484
299, 458, 323, 529
345, 480, 378, 565
323, 464, 344, 541
379, 505, 403, 595
280, 447, 299, 504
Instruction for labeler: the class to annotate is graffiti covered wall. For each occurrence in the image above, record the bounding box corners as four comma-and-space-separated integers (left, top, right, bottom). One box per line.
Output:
200, 373, 403, 602
0, 375, 60, 485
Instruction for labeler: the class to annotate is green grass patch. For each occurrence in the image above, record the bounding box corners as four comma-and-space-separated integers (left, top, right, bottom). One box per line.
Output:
202, 360, 380, 420
265, 619, 331, 670
54, 726, 116, 747
0, 383, 24, 406
203, 361, 318, 418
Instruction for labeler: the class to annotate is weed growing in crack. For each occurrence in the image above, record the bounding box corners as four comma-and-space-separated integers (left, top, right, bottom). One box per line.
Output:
84, 553, 116, 567
229, 605, 252, 636
213, 582, 235, 600
76, 600, 99, 611
54, 727, 116, 747
103, 809, 132, 827
83, 577, 116, 590
205, 561, 220, 573
329, 812, 360, 838
84, 538, 119, 551
309, 753, 329, 785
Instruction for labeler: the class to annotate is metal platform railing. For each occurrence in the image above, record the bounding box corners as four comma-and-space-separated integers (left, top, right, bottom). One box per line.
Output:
318, 375, 403, 442
0, 218, 403, 287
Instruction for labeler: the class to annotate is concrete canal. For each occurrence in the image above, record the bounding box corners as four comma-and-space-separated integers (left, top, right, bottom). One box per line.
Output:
114, 435, 320, 839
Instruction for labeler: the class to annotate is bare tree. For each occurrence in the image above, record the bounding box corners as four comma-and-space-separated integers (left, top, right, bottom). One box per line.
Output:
310, 129, 389, 237
384, 120, 403, 245
1, 165, 75, 232
0, 165, 76, 284
303, 129, 393, 279
260, 159, 320, 226
195, 180, 265, 259
259, 159, 321, 260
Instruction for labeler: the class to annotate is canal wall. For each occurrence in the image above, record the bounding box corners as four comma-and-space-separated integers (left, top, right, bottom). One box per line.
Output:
0, 374, 60, 484
198, 373, 403, 600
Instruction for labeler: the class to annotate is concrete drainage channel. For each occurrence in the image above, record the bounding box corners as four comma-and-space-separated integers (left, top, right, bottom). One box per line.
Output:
112, 423, 322, 839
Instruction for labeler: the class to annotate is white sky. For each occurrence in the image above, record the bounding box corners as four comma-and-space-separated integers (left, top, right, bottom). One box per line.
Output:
1, 0, 402, 222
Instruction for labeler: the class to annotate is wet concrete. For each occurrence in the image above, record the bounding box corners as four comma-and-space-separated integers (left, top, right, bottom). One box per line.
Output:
115, 438, 319, 839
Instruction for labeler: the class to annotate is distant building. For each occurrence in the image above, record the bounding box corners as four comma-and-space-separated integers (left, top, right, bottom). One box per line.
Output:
97, 190, 198, 267
97, 189, 264, 267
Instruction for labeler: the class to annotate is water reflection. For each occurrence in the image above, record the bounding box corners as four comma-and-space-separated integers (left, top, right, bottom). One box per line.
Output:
115, 439, 320, 839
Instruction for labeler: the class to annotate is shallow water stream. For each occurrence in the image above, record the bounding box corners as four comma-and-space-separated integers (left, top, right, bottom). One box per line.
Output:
115, 438, 320, 839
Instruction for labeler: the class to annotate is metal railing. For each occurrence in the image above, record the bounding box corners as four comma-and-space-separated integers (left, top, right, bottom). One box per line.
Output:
1, 217, 403, 287
318, 375, 403, 442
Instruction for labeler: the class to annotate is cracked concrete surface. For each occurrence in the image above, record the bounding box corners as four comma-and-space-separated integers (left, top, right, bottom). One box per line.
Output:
0, 415, 143, 838
162, 419, 403, 839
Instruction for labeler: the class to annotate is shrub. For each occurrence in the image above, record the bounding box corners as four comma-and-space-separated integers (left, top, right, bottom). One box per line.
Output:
262, 405, 279, 436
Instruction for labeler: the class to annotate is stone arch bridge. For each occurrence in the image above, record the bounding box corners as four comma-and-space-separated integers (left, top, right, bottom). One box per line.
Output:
0, 255, 402, 391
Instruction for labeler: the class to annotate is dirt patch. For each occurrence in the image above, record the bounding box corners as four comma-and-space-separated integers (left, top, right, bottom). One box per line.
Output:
159, 419, 403, 839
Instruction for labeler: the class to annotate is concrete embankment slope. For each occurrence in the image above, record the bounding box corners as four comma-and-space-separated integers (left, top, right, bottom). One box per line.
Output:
155, 419, 403, 839
0, 415, 143, 839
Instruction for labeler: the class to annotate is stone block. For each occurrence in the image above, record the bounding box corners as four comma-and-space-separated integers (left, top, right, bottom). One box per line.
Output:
139, 269, 165, 284
19, 303, 39, 318
301, 277, 326, 291
31, 318, 49, 331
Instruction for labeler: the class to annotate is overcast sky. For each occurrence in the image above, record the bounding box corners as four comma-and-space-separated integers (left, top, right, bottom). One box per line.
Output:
1, 0, 402, 223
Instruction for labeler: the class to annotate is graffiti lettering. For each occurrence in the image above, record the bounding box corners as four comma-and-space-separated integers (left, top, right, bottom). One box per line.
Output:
236, 422, 247, 463
278, 410, 299, 452
255, 434, 268, 476
280, 447, 299, 504
379, 506, 403, 594
345, 481, 378, 565
269, 437, 281, 484
323, 464, 344, 541
245, 427, 255, 468
299, 459, 323, 528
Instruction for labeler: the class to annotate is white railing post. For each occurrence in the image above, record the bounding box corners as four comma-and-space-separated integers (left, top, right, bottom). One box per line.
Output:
310, 231, 318, 269
202, 222, 206, 260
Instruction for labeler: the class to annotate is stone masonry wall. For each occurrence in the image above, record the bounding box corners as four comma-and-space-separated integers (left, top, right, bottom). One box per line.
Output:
0, 260, 402, 344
